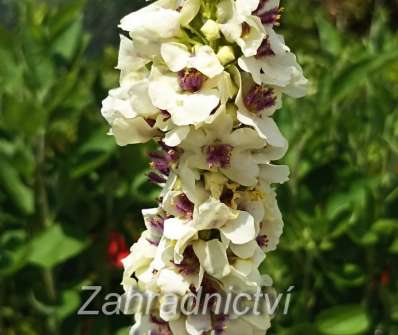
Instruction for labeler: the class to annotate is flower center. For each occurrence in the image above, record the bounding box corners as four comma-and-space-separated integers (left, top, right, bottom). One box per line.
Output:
256, 37, 275, 58
178, 68, 207, 93
174, 246, 200, 275
241, 22, 251, 37
212, 314, 229, 333
244, 85, 277, 112
256, 234, 270, 248
205, 144, 233, 169
150, 315, 173, 335
175, 193, 194, 219
253, 0, 282, 26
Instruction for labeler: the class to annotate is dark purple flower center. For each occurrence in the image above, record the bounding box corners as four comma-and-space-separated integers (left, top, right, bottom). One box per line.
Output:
160, 110, 171, 121
149, 315, 172, 335
174, 246, 200, 275
145, 118, 156, 128
253, 0, 282, 26
256, 37, 275, 58
175, 193, 194, 219
244, 85, 277, 113
205, 144, 233, 169
178, 68, 207, 93
212, 314, 229, 333
257, 234, 270, 248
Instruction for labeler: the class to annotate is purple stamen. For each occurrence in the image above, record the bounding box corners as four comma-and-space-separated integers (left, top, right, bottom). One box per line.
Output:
205, 144, 233, 169
145, 118, 156, 128
259, 7, 281, 25
244, 85, 277, 112
178, 68, 207, 93
149, 216, 165, 234
256, 234, 270, 248
160, 110, 171, 121
256, 37, 275, 58
175, 193, 194, 219
147, 172, 167, 184
213, 314, 229, 333
252, 0, 282, 26
149, 152, 171, 176
174, 246, 200, 275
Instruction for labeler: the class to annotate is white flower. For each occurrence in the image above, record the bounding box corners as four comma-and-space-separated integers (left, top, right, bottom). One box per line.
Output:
256, 181, 284, 252
161, 42, 224, 78
218, 0, 266, 57
178, 111, 268, 187
163, 196, 257, 264
120, 0, 201, 41
238, 28, 309, 98
233, 69, 287, 151
101, 74, 160, 146
148, 64, 221, 127
120, 4, 180, 40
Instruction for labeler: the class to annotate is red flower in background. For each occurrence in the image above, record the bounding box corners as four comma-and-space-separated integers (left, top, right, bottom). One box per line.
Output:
107, 231, 129, 269
380, 269, 391, 287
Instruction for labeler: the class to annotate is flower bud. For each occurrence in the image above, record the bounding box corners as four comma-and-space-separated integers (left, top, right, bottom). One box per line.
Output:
217, 46, 235, 65
201, 19, 220, 41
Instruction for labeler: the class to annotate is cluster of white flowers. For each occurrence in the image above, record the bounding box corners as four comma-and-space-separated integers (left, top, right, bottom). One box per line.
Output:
102, 0, 307, 334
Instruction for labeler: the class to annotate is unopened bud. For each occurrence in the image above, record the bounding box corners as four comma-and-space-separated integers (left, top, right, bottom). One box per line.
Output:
217, 46, 235, 65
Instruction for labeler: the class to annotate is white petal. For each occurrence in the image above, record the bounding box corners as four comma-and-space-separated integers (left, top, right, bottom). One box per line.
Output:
236, 0, 260, 16
230, 240, 258, 258
228, 127, 266, 150
170, 90, 220, 126
180, 0, 201, 26
222, 151, 259, 186
164, 126, 191, 147
193, 239, 230, 279
237, 113, 287, 148
186, 314, 212, 335
189, 45, 224, 78
161, 42, 191, 72
194, 197, 238, 231
117, 35, 149, 73
260, 164, 290, 184
111, 117, 158, 146
170, 318, 190, 335
157, 269, 190, 295
120, 5, 180, 40
221, 210, 256, 245
164, 218, 195, 240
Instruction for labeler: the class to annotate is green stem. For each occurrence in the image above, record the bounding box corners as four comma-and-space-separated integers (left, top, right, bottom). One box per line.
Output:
35, 132, 58, 333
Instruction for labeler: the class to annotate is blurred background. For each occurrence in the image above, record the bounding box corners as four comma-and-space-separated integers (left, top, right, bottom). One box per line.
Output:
0, 0, 397, 334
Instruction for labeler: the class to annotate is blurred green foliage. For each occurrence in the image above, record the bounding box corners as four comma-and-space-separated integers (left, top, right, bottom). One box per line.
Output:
0, 0, 397, 334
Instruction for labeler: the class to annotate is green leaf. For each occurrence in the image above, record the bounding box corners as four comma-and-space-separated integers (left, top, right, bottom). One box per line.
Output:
0, 158, 34, 214
332, 49, 398, 103
316, 304, 370, 335
28, 225, 89, 269
51, 17, 83, 61
389, 238, 398, 254
315, 11, 342, 56
116, 327, 130, 335
372, 219, 398, 235
55, 289, 81, 320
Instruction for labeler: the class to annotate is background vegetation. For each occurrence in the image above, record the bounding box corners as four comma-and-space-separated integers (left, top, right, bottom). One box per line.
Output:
0, 0, 397, 334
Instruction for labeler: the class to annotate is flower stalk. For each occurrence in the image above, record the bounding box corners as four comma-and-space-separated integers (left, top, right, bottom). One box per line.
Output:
102, 0, 308, 333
